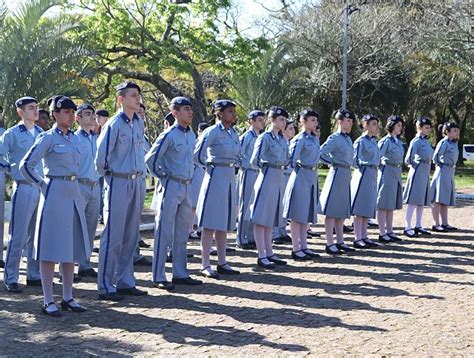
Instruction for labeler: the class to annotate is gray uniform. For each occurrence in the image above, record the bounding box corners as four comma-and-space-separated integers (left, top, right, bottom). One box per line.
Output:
20, 126, 90, 263
350, 135, 380, 218
2, 124, 42, 284
430, 137, 459, 206
377, 135, 404, 210
272, 169, 291, 239
249, 130, 289, 228
95, 111, 145, 294
0, 127, 6, 262
191, 164, 205, 209
236, 128, 259, 245
403, 135, 434, 206
283, 131, 320, 223
194, 122, 240, 232
319, 131, 353, 219
75, 129, 101, 271
145, 123, 195, 282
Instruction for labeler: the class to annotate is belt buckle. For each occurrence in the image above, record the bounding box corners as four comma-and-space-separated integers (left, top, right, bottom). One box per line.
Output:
280, 165, 285, 170
312, 167, 316, 171
70, 175, 77, 181
131, 174, 137, 180
229, 163, 234, 167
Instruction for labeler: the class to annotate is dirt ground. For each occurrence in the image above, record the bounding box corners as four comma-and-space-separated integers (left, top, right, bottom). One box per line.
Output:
1, 201, 473, 357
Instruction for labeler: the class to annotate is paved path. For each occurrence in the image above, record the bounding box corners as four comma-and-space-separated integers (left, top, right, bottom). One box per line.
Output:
1, 201, 473, 356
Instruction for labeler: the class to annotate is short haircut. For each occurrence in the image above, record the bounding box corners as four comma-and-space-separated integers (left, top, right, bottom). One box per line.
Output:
39, 109, 50, 117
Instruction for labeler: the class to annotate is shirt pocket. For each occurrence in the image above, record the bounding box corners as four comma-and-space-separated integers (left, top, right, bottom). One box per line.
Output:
52, 145, 72, 154
17, 139, 29, 149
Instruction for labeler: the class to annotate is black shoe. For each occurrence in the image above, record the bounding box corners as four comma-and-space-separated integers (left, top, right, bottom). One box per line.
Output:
404, 229, 418, 238
4, 283, 23, 293
343, 225, 354, 233
283, 235, 292, 243
291, 250, 311, 261
257, 258, 276, 269
415, 227, 432, 236
353, 239, 368, 249
78, 268, 98, 278
267, 255, 287, 265
362, 238, 382, 247
302, 249, 321, 258
387, 233, 402, 242
442, 224, 458, 231
188, 231, 201, 240
60, 299, 87, 312
272, 237, 286, 244
138, 239, 151, 248
367, 221, 378, 228
0, 260, 4, 268
325, 244, 342, 255
42, 302, 62, 317
93, 247, 99, 253
237, 243, 256, 250
117, 287, 148, 296
153, 281, 175, 291
217, 263, 240, 275
378, 235, 392, 244
431, 225, 446, 232
172, 277, 203, 285
26, 279, 42, 287
335, 243, 355, 252
306, 229, 321, 237
166, 254, 173, 263
98, 292, 124, 301
200, 266, 219, 279
134, 257, 152, 266
187, 253, 194, 258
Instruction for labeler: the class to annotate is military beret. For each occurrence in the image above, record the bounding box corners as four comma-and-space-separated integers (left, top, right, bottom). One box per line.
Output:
361, 114, 379, 122
444, 122, 459, 130
171, 96, 192, 106
300, 109, 319, 118
198, 122, 210, 131
213, 99, 236, 111
387, 115, 403, 124
116, 81, 141, 94
95, 109, 109, 117
50, 96, 77, 111
248, 110, 265, 120
416, 116, 432, 126
164, 112, 175, 125
269, 106, 289, 119
15, 96, 38, 108
47, 95, 63, 107
336, 108, 355, 120
76, 103, 95, 114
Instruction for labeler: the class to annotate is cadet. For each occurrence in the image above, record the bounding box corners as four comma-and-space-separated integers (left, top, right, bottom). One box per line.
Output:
75, 104, 101, 278
249, 106, 290, 269
2, 97, 42, 292
283, 109, 321, 260
319, 109, 355, 255
194, 99, 241, 278
37, 109, 51, 131
95, 81, 148, 301
430, 122, 460, 231
403, 117, 434, 238
377, 115, 405, 242
94, 109, 109, 225
236, 110, 265, 250
20, 96, 90, 316
350, 115, 382, 248
145, 96, 203, 290
0, 108, 5, 268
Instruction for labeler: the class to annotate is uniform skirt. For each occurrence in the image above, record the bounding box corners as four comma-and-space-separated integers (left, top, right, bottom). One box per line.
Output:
319, 167, 351, 219
403, 163, 431, 206
250, 167, 285, 228
377, 165, 403, 210
430, 165, 455, 206
196, 165, 237, 232
351, 166, 377, 218
34, 178, 90, 263
283, 167, 318, 223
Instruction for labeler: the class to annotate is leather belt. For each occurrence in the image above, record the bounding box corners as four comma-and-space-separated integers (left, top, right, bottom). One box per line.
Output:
106, 171, 142, 180
78, 178, 99, 187
208, 162, 236, 168
167, 175, 191, 185
297, 163, 318, 171
263, 163, 288, 170
360, 164, 378, 169
47, 175, 78, 181
383, 162, 402, 168
332, 163, 350, 169
418, 159, 431, 164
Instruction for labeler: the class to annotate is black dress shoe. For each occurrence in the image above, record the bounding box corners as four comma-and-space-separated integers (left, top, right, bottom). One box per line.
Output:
237, 243, 256, 250
404, 229, 418, 238
415, 227, 432, 236
153, 281, 175, 290
4, 283, 23, 293
188, 231, 201, 240
93, 247, 99, 253
378, 235, 392, 244
98, 292, 124, 301
138, 240, 151, 248
283, 235, 292, 243
432, 225, 446, 232
325, 244, 342, 255
306, 229, 321, 237
302, 249, 321, 258
78, 268, 98, 278
0, 260, 4, 268
362, 238, 383, 247
268, 255, 287, 265
353, 240, 368, 249
257, 258, 276, 269
117, 287, 148, 296
343, 225, 354, 233
42, 302, 62, 317
26, 279, 42, 287
272, 237, 286, 244
60, 299, 87, 312
387, 233, 402, 242
134, 257, 152, 266
442, 224, 458, 231
336, 242, 355, 252
367, 221, 379, 228
217, 264, 240, 275
172, 277, 203, 285
291, 250, 311, 261
200, 266, 219, 279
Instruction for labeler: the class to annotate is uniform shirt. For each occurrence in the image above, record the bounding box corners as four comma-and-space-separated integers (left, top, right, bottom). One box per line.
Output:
75, 129, 100, 181
194, 122, 240, 166
432, 137, 459, 167
251, 130, 289, 168
353, 134, 380, 168
405, 135, 434, 167
95, 111, 145, 176
319, 131, 353, 167
20, 125, 81, 189
378, 134, 404, 166
145, 123, 196, 181
289, 131, 320, 168
239, 128, 259, 170
1, 123, 44, 180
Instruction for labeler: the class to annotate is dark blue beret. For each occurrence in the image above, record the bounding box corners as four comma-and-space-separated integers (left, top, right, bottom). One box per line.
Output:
300, 109, 319, 118
164, 112, 175, 125
248, 110, 265, 120
95, 109, 109, 117
198, 122, 210, 131
171, 96, 192, 106
269, 106, 289, 119
116, 81, 141, 94
76, 103, 95, 113
417, 116, 432, 126
336, 108, 355, 120
362, 114, 379, 122
51, 96, 77, 111
213, 99, 236, 111
47, 95, 63, 107
15, 96, 38, 108
387, 115, 403, 124
444, 122, 459, 130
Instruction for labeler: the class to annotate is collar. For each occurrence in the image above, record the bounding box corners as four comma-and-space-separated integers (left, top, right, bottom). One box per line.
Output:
303, 130, 316, 138
337, 130, 349, 137
19, 124, 39, 133
417, 134, 428, 139
267, 130, 283, 140
80, 129, 95, 137
364, 134, 376, 140
120, 111, 140, 124
218, 121, 234, 133
250, 128, 258, 137
54, 125, 74, 136
175, 124, 191, 133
